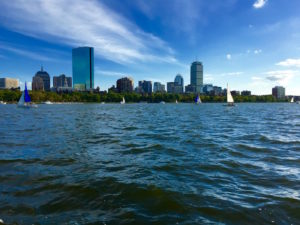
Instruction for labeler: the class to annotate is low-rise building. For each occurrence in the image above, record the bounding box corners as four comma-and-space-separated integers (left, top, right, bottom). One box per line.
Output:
241, 90, 251, 96
53, 74, 72, 88
203, 84, 213, 94
185, 84, 196, 93
0, 78, 19, 89
231, 90, 240, 96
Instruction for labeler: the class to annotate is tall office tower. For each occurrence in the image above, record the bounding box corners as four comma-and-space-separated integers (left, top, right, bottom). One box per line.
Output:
138, 80, 152, 94
174, 74, 184, 93
72, 47, 94, 91
272, 86, 285, 99
153, 82, 166, 93
117, 77, 134, 93
33, 66, 50, 91
190, 61, 203, 93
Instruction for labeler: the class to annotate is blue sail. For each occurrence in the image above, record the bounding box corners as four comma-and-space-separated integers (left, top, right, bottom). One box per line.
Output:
24, 82, 31, 103
195, 95, 199, 103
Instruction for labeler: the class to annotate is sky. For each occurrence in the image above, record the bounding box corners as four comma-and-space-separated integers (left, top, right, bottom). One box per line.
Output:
0, 0, 300, 95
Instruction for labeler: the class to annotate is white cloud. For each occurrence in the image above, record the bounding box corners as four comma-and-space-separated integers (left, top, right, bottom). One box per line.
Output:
253, 0, 267, 9
0, 44, 57, 62
0, 0, 175, 65
265, 70, 298, 85
276, 58, 300, 67
95, 69, 127, 77
254, 49, 262, 54
251, 76, 264, 81
221, 72, 243, 76
226, 54, 232, 60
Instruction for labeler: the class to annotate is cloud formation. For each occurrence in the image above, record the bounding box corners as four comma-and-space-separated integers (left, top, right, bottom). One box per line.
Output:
265, 70, 298, 85
253, 0, 267, 9
0, 0, 175, 64
276, 58, 300, 67
226, 54, 232, 60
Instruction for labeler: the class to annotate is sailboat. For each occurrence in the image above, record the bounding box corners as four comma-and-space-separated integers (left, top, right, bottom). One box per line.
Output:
225, 84, 235, 106
195, 94, 202, 104
17, 82, 37, 108
291, 97, 294, 103
175, 99, 178, 104
120, 97, 125, 104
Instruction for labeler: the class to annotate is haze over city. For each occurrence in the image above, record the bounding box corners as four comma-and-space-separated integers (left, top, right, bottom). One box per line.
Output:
0, 0, 299, 95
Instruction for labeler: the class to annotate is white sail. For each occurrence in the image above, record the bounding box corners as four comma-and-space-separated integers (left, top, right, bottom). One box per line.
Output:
198, 95, 202, 103
227, 84, 234, 103
120, 97, 125, 104
291, 97, 294, 103
176, 99, 178, 104
18, 91, 25, 105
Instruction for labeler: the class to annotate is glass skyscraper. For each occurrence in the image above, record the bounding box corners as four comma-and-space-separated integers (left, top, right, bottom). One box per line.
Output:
190, 61, 203, 93
72, 47, 94, 91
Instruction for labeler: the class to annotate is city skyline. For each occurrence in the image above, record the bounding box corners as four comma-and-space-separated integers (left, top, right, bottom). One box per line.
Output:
0, 0, 300, 95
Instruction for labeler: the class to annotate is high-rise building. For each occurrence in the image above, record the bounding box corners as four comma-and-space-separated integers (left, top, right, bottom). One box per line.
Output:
72, 47, 94, 91
272, 86, 285, 99
32, 76, 44, 91
137, 80, 152, 94
153, 82, 165, 93
190, 61, 203, 93
167, 82, 175, 93
53, 74, 72, 88
174, 74, 184, 93
33, 66, 50, 91
0, 78, 19, 89
117, 77, 134, 93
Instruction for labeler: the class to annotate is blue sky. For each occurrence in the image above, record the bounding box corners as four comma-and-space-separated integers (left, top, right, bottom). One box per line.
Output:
0, 0, 300, 95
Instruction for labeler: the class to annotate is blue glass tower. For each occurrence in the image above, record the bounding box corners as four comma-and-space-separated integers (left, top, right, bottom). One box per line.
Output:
72, 47, 94, 91
190, 61, 203, 93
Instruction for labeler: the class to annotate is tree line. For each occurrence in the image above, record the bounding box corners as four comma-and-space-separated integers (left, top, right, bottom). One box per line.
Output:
0, 89, 286, 103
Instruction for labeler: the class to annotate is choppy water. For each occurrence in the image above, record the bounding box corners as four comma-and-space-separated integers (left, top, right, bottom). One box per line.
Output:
0, 103, 300, 225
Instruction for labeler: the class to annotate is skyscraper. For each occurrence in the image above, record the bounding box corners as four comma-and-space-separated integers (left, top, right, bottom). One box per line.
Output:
174, 74, 184, 93
33, 66, 50, 91
190, 61, 203, 93
72, 47, 94, 91
153, 82, 165, 93
138, 80, 152, 94
272, 86, 285, 99
117, 77, 134, 93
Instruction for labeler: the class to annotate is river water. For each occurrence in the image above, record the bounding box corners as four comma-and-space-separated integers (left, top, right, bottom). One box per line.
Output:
0, 103, 299, 225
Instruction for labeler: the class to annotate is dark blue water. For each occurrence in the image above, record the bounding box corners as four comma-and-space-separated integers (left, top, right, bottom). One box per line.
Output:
0, 103, 300, 225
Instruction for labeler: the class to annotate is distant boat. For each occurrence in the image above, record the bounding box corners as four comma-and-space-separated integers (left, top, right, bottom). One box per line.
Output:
291, 97, 294, 103
120, 97, 125, 104
101, 102, 105, 104
0, 101, 7, 105
43, 101, 53, 104
17, 82, 37, 108
195, 94, 202, 104
225, 83, 235, 107
175, 99, 178, 104
160, 101, 166, 104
